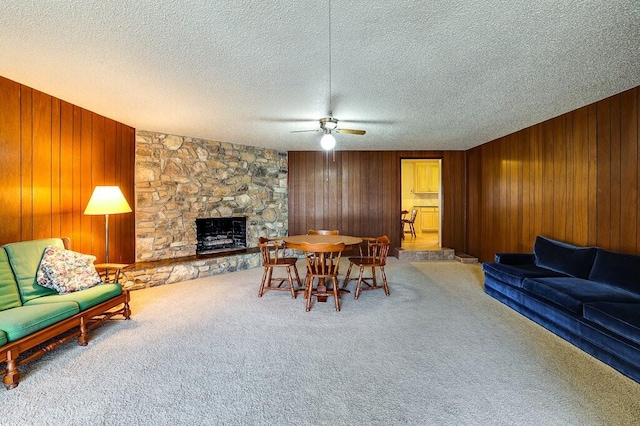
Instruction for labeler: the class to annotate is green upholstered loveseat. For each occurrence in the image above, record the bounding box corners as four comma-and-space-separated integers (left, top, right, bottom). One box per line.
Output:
0, 238, 130, 389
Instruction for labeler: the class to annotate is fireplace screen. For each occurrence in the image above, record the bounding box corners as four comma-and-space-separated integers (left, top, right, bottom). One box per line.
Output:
196, 217, 247, 255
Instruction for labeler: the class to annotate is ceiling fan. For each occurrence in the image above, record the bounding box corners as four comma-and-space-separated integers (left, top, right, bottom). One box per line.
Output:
291, 115, 366, 149
290, 0, 366, 150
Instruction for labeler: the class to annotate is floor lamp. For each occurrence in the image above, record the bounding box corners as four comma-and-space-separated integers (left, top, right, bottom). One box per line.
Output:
84, 186, 132, 264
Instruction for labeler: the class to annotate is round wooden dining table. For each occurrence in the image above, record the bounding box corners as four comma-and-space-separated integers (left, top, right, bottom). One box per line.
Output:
282, 234, 363, 250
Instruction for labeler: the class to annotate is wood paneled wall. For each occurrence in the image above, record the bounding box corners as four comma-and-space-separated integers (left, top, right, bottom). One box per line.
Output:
287, 150, 467, 254
0, 76, 136, 263
466, 87, 639, 262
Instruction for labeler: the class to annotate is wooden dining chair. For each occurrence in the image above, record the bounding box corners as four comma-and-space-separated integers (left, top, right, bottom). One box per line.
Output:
343, 235, 391, 299
305, 229, 340, 260
300, 242, 345, 312
307, 229, 339, 235
258, 237, 302, 298
401, 209, 418, 238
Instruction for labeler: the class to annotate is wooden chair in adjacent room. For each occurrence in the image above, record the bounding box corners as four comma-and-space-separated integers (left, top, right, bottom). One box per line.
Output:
258, 237, 302, 298
307, 229, 339, 235
401, 209, 418, 238
343, 235, 391, 299
300, 242, 345, 312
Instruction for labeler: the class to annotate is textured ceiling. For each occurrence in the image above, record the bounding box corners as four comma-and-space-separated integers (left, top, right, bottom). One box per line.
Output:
1, 1, 638, 151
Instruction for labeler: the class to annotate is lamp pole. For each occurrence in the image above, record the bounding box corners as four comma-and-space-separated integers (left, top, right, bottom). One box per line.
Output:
105, 213, 110, 264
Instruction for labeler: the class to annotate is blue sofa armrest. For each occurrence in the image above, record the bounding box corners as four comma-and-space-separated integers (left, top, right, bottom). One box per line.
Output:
494, 253, 535, 265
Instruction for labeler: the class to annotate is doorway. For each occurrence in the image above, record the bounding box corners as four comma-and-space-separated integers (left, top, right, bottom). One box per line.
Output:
400, 159, 441, 250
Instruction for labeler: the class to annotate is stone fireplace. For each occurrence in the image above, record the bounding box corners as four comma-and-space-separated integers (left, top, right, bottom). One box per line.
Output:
196, 217, 247, 255
126, 131, 289, 288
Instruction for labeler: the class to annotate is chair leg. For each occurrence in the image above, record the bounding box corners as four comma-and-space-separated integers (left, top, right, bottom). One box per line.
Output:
258, 266, 269, 297
286, 267, 296, 299
355, 265, 365, 300
292, 264, 304, 296
305, 276, 313, 311
343, 262, 354, 288
381, 266, 390, 296
334, 276, 341, 311
266, 267, 275, 290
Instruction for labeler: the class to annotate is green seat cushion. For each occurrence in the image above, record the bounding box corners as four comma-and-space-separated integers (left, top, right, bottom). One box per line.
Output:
25, 284, 123, 311
0, 302, 79, 342
0, 330, 7, 346
3, 238, 65, 303
0, 248, 22, 311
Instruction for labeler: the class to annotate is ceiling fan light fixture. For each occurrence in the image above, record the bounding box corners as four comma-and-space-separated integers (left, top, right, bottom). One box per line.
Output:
321, 117, 338, 130
320, 131, 336, 150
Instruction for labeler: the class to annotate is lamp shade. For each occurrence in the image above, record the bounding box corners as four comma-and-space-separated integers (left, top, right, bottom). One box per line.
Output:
84, 186, 132, 215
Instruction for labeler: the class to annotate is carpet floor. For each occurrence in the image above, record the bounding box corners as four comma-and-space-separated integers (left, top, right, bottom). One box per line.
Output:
2, 259, 639, 425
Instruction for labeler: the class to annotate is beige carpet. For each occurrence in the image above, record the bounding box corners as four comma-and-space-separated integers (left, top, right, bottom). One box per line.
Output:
2, 259, 640, 425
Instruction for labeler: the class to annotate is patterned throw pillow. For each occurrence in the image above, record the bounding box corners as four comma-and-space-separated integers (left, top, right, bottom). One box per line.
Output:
36, 246, 102, 294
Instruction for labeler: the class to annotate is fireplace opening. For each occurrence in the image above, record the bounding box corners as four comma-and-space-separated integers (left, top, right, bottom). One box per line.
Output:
196, 217, 247, 255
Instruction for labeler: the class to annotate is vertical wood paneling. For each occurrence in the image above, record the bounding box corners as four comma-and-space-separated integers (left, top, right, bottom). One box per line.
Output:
90, 113, 105, 258
0, 78, 21, 243
466, 87, 640, 261
572, 107, 587, 245
71, 105, 83, 249
552, 116, 567, 240
638, 88, 640, 254
121, 126, 136, 262
32, 89, 53, 238
79, 109, 93, 255
564, 112, 575, 243
20, 86, 34, 241
465, 148, 481, 256
541, 120, 555, 237
441, 151, 466, 252
51, 98, 62, 238
620, 89, 638, 253
586, 104, 598, 246
0, 76, 135, 263
531, 124, 543, 245
596, 98, 612, 249
60, 101, 74, 242
609, 96, 622, 251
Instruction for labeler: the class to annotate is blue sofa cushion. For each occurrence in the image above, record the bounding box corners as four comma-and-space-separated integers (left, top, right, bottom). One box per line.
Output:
583, 302, 640, 346
533, 236, 598, 279
589, 249, 640, 294
522, 277, 640, 314
483, 262, 567, 288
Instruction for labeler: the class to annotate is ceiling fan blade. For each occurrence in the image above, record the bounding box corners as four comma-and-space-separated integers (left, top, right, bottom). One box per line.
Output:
336, 128, 366, 135
290, 129, 320, 133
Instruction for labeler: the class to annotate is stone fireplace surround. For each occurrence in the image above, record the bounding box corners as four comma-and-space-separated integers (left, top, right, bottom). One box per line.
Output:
121, 131, 288, 289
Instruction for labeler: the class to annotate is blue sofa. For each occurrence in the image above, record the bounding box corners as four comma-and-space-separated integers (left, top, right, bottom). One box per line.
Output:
482, 236, 640, 383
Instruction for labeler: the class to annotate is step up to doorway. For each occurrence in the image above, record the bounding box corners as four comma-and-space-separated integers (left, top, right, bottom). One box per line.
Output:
455, 252, 479, 264
395, 248, 455, 261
